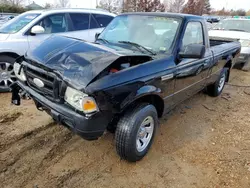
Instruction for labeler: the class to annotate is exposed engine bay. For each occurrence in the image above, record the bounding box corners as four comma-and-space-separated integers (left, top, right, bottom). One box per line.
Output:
107, 55, 152, 75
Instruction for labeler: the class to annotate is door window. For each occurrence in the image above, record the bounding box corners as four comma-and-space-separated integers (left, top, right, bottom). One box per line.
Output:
182, 22, 204, 48
38, 14, 68, 34
92, 14, 113, 27
70, 13, 90, 31
90, 15, 99, 29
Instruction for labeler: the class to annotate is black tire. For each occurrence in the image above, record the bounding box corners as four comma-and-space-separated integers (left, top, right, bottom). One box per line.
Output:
115, 103, 158, 162
0, 55, 16, 92
207, 68, 228, 97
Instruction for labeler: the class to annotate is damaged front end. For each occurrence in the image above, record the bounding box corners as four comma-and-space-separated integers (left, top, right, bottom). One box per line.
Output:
11, 36, 153, 103
10, 35, 155, 140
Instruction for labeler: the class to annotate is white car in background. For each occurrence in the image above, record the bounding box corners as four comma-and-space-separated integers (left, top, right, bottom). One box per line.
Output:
0, 9, 115, 91
0, 15, 16, 27
209, 18, 250, 71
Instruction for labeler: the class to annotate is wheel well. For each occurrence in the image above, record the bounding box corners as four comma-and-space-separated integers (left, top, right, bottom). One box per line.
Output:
0, 52, 20, 59
126, 95, 164, 118
224, 60, 232, 82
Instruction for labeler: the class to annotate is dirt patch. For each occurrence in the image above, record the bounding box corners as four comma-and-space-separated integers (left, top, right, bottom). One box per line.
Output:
0, 69, 250, 188
0, 112, 23, 124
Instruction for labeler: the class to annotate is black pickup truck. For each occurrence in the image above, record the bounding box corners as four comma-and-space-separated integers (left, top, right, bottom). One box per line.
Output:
11, 13, 241, 162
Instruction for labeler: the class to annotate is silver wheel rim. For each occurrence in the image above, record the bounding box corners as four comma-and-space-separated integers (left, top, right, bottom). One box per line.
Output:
218, 73, 226, 92
136, 116, 154, 152
0, 62, 16, 89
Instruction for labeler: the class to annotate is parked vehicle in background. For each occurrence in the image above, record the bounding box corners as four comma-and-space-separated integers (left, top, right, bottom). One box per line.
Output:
209, 18, 250, 71
0, 8, 115, 92
0, 14, 17, 27
12, 13, 241, 162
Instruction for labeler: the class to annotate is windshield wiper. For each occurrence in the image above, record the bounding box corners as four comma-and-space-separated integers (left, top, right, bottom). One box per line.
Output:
228, 29, 247, 32
96, 38, 110, 44
118, 41, 156, 56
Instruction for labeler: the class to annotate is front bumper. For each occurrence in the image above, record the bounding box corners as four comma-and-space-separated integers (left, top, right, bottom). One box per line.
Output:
12, 81, 112, 140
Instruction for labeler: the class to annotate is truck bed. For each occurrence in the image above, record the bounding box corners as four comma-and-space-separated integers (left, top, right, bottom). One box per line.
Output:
210, 39, 241, 58
210, 39, 237, 47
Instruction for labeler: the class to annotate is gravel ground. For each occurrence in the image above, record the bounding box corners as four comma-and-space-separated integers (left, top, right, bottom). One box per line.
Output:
0, 69, 250, 188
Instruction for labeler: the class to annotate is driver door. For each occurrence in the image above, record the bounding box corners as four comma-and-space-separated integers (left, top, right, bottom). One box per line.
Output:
174, 21, 212, 105
27, 13, 70, 50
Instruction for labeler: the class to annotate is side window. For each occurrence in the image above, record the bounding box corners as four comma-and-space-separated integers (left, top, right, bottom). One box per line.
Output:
182, 22, 204, 48
38, 14, 68, 34
70, 13, 90, 31
93, 14, 113, 27
90, 15, 100, 29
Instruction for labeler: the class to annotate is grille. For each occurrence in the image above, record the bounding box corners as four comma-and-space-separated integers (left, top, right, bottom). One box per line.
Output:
25, 65, 60, 100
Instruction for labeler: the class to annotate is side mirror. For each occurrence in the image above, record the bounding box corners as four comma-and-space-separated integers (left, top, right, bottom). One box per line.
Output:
30, 25, 45, 35
95, 33, 100, 41
179, 44, 206, 59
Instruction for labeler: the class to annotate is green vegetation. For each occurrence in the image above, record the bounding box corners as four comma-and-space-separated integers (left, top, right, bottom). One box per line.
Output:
0, 4, 29, 13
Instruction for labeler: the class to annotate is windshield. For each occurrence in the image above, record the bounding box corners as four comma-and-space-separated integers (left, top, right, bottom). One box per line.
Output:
213, 19, 250, 32
98, 15, 181, 54
0, 13, 39, 34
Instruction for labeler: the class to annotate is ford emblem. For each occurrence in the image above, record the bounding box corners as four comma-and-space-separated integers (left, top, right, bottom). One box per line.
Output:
33, 78, 44, 88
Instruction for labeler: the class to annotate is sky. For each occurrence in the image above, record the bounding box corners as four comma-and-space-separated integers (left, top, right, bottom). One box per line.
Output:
210, 0, 250, 11
26, 0, 250, 11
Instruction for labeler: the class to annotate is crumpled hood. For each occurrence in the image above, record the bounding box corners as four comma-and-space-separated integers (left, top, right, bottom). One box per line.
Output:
0, 33, 10, 41
25, 36, 147, 90
209, 30, 250, 40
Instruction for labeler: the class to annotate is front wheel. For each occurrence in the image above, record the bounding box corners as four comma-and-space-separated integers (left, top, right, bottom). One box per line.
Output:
206, 68, 227, 97
0, 56, 16, 92
115, 103, 158, 162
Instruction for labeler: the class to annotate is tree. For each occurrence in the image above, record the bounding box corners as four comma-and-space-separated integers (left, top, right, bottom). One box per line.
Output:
230, 9, 246, 16
56, 0, 70, 8
234, 9, 246, 16
124, 0, 165, 12
182, 0, 196, 14
211, 8, 231, 16
98, 0, 122, 13
137, 0, 165, 12
0, 3, 27, 13
203, 0, 211, 14
166, 0, 185, 13
216, 7, 230, 16
44, 3, 53, 9
183, 0, 211, 15
1, 0, 24, 6
195, 0, 211, 15
123, 0, 137, 12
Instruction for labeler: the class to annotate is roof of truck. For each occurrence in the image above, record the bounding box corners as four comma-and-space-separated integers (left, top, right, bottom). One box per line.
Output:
25, 8, 116, 16
121, 12, 203, 20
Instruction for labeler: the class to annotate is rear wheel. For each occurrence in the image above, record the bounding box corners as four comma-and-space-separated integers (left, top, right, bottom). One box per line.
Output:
115, 103, 158, 162
0, 56, 16, 92
207, 68, 227, 97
